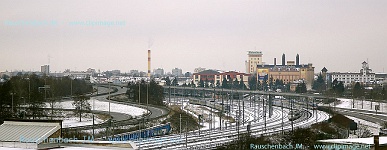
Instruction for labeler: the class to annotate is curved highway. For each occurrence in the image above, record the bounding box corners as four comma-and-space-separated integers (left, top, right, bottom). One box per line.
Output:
67, 84, 168, 131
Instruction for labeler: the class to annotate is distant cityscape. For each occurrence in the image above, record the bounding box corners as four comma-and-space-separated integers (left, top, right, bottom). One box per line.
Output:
1, 51, 386, 90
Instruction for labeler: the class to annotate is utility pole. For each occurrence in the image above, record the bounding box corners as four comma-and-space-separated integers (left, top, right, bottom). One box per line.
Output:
258, 95, 260, 122
70, 76, 73, 99
174, 88, 176, 104
220, 88, 223, 130
249, 92, 252, 107
92, 107, 94, 138
10, 92, 15, 114
253, 94, 256, 121
180, 113, 181, 138
185, 120, 188, 148
314, 98, 317, 123
198, 114, 201, 135
212, 88, 215, 130
291, 98, 294, 132
237, 91, 240, 140
281, 99, 284, 134
26, 77, 30, 119
138, 82, 141, 149
264, 95, 266, 131
109, 81, 111, 116
93, 83, 97, 138
243, 98, 245, 126
213, 101, 215, 130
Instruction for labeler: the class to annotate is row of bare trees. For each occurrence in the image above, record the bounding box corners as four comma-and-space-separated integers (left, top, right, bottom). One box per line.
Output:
0, 74, 92, 122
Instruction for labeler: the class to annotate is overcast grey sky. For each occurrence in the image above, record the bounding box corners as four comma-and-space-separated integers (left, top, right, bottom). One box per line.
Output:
1, 0, 386, 74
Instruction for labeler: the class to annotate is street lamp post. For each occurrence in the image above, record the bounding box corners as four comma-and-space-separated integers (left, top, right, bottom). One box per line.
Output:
220, 88, 224, 130
10, 92, 15, 114
213, 100, 215, 130
281, 99, 284, 134
70, 76, 73, 99
109, 81, 111, 116
26, 77, 30, 106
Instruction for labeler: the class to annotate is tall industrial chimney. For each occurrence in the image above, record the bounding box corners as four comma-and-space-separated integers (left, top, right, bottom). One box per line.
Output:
282, 53, 285, 66
296, 54, 299, 66
148, 50, 151, 78
274, 58, 277, 66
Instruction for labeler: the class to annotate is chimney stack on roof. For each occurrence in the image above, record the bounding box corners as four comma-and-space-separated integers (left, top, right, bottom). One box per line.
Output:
274, 58, 277, 66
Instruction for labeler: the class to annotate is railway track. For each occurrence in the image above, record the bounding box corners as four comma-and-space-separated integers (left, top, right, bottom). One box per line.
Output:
135, 101, 329, 150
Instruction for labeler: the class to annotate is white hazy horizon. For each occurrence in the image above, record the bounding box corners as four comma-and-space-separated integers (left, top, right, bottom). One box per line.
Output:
1, 0, 386, 74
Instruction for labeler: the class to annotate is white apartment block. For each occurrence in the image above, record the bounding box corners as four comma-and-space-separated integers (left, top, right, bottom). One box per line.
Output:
331, 61, 375, 87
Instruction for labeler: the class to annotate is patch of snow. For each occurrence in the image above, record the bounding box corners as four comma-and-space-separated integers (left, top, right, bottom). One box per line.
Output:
336, 98, 387, 113
62, 116, 104, 128
45, 99, 146, 116
346, 115, 381, 137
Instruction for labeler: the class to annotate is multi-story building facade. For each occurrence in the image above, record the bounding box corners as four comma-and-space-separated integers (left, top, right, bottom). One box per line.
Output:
41, 65, 49, 75
256, 54, 315, 89
245, 51, 263, 74
193, 70, 251, 87
153, 68, 164, 77
111, 70, 121, 76
330, 61, 375, 87
63, 69, 92, 79
87, 68, 96, 76
172, 68, 183, 77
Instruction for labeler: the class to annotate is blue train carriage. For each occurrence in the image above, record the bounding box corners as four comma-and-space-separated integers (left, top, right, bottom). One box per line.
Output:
109, 122, 171, 141
141, 122, 172, 138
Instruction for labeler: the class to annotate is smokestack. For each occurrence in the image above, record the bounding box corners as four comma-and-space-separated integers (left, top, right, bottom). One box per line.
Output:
274, 58, 277, 66
282, 53, 285, 66
148, 50, 151, 78
296, 54, 299, 66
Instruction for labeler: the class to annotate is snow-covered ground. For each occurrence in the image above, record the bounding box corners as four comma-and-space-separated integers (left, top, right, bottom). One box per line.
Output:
335, 98, 387, 113
62, 115, 105, 128
183, 102, 221, 130
45, 98, 146, 116
44, 98, 147, 128
178, 98, 277, 131
327, 98, 387, 138
166, 97, 230, 131
346, 115, 381, 137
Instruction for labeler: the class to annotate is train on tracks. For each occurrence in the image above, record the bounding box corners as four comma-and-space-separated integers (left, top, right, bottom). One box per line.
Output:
105, 122, 171, 141
288, 110, 302, 121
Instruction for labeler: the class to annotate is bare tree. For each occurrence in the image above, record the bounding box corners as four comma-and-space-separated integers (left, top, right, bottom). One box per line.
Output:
72, 94, 91, 122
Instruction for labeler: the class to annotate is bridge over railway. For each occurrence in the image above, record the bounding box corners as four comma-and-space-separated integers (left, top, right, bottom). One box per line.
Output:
162, 86, 330, 100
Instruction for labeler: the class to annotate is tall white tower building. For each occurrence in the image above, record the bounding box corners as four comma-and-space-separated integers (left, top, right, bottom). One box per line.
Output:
245, 51, 263, 74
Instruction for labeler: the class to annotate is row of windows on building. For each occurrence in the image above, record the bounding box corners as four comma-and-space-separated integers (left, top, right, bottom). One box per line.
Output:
195, 75, 245, 79
332, 74, 375, 77
333, 78, 375, 81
